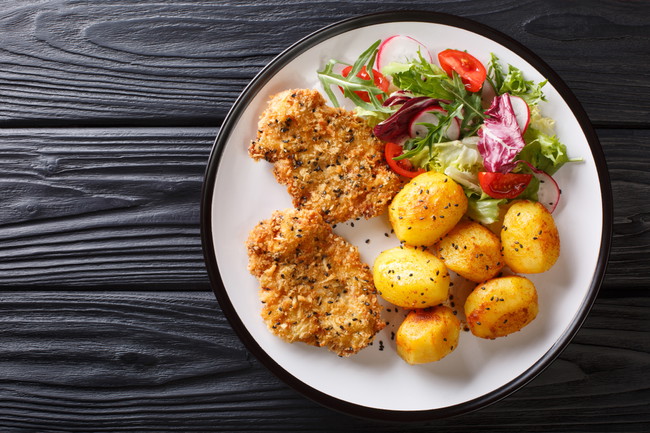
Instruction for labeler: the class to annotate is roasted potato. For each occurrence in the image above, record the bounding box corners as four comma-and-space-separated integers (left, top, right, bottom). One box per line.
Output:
501, 200, 560, 274
389, 172, 467, 247
396, 306, 461, 364
373, 246, 450, 308
464, 276, 539, 339
433, 221, 504, 282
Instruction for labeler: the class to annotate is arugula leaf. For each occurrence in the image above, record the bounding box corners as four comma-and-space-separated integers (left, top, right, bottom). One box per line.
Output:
487, 53, 505, 91
385, 52, 454, 100
398, 107, 464, 161
317, 40, 392, 116
439, 73, 485, 137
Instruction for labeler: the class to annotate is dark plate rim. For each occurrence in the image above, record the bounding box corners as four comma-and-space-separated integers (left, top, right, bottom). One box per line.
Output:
200, 10, 613, 421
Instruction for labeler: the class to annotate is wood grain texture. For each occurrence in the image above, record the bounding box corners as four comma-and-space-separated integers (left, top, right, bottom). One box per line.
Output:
0, 0, 648, 127
0, 1, 647, 430
601, 128, 650, 291
0, 127, 646, 291
0, 127, 215, 290
0, 291, 647, 432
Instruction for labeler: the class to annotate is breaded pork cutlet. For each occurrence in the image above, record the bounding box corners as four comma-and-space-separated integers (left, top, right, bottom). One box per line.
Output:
246, 208, 385, 357
249, 89, 402, 224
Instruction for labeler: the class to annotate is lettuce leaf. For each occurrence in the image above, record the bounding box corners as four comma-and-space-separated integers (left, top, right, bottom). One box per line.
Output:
519, 128, 570, 175
353, 105, 391, 127
406, 137, 482, 174
428, 137, 483, 173
444, 166, 481, 193
487, 54, 547, 106
528, 104, 554, 135
466, 193, 507, 225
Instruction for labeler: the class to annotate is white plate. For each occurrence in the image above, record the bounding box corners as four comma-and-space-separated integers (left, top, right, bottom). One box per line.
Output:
201, 11, 611, 420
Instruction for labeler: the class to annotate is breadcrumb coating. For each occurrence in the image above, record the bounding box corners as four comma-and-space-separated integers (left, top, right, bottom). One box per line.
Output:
246, 208, 385, 356
249, 89, 402, 224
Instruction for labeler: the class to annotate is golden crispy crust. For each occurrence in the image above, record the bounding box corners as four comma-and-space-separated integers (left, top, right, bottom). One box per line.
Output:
246, 208, 385, 356
249, 89, 402, 224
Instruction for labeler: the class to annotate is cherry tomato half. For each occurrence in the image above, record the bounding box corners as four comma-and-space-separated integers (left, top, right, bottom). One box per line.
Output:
340, 65, 390, 102
438, 49, 487, 93
385, 142, 426, 178
478, 172, 533, 199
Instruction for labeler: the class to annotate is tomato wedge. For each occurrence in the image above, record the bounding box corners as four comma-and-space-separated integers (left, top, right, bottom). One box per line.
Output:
438, 49, 487, 93
478, 172, 533, 199
340, 65, 390, 102
385, 142, 426, 178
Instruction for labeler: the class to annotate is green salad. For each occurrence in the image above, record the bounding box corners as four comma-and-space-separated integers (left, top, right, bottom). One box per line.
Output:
317, 36, 578, 224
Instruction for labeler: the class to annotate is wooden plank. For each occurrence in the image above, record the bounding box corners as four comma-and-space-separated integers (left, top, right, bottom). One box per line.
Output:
600, 129, 650, 290
0, 127, 646, 291
0, 127, 216, 290
0, 0, 647, 127
0, 291, 647, 432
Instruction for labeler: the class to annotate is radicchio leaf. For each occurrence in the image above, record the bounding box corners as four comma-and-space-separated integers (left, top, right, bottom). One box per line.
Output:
382, 90, 414, 107
373, 97, 441, 143
477, 93, 526, 173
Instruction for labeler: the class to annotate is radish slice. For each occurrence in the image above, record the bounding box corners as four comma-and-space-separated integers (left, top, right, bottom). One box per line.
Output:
516, 160, 561, 213
376, 35, 433, 72
509, 94, 530, 134
535, 170, 561, 213
409, 106, 461, 141
446, 118, 461, 140
409, 107, 444, 138
481, 80, 496, 109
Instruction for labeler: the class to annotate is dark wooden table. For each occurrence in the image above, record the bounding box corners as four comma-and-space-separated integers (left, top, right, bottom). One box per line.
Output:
1, 1, 648, 431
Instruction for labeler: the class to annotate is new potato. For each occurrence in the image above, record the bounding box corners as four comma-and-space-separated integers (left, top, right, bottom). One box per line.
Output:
464, 276, 539, 339
501, 200, 560, 274
389, 172, 467, 247
396, 306, 461, 364
373, 246, 450, 308
434, 221, 504, 282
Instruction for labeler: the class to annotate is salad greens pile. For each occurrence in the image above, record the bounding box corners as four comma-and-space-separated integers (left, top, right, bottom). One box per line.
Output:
317, 38, 577, 225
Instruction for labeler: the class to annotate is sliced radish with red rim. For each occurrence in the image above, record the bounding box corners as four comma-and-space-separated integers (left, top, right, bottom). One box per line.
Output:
516, 160, 561, 213
509, 94, 530, 134
409, 106, 460, 141
481, 80, 496, 109
376, 35, 433, 72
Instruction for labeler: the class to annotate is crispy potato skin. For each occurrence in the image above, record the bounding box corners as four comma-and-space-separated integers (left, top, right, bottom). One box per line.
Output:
501, 200, 560, 274
433, 221, 505, 282
464, 276, 539, 339
389, 172, 467, 247
396, 306, 461, 364
373, 246, 450, 308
